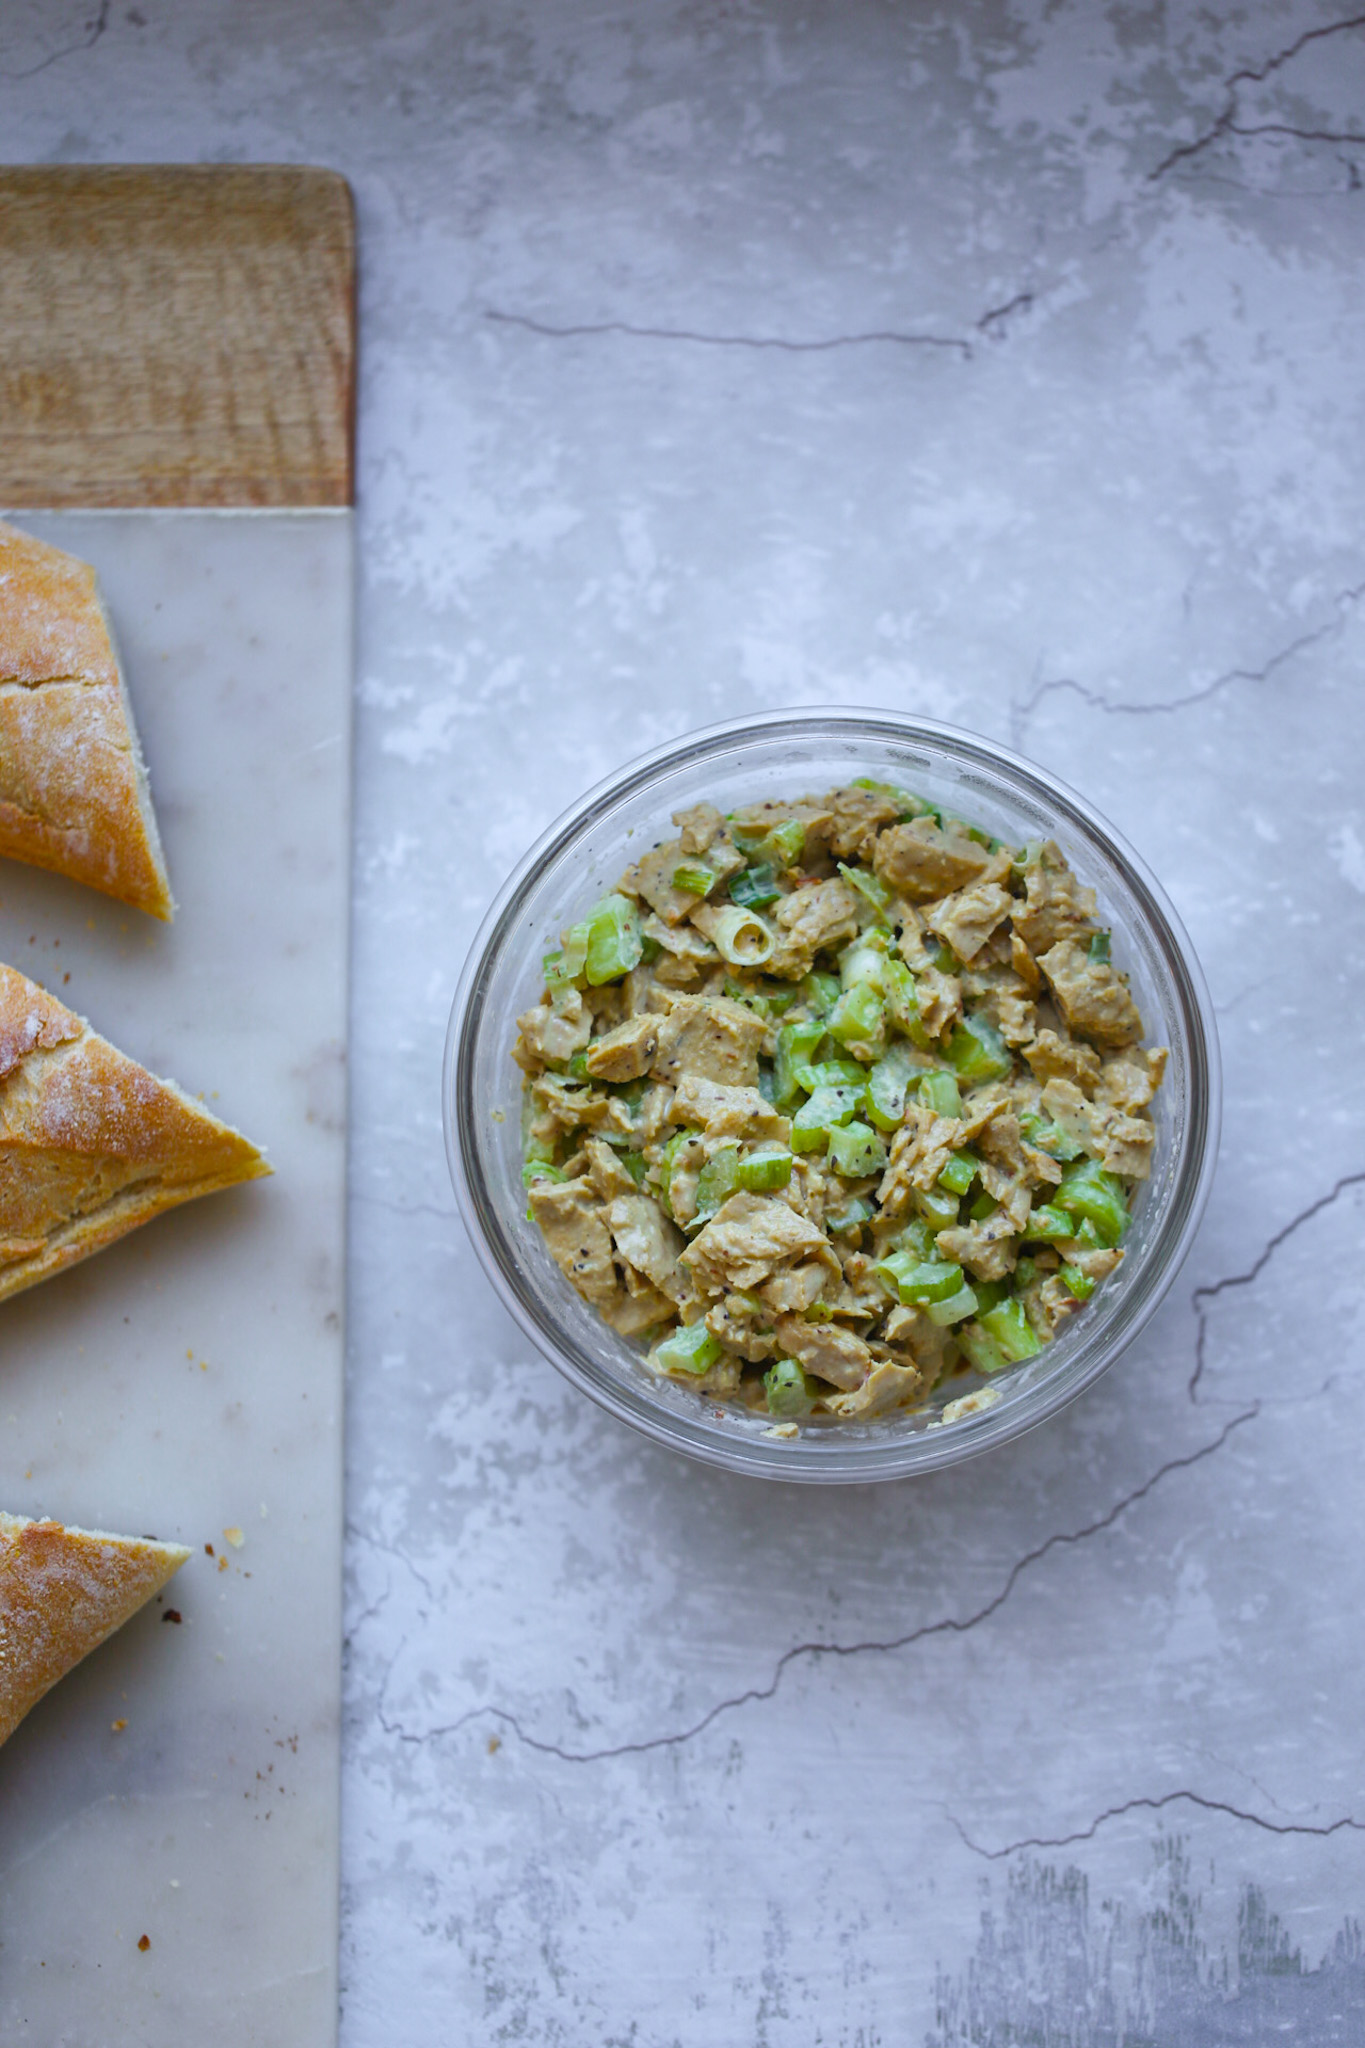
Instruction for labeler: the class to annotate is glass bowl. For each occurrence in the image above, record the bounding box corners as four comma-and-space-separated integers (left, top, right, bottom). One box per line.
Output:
443, 709, 1220, 1483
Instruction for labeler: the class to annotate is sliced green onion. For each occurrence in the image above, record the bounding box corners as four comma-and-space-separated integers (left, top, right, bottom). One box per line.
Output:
839, 935, 891, 990
672, 861, 717, 897
969, 1190, 1000, 1222
944, 1013, 1012, 1086
729, 862, 781, 909
620, 1150, 648, 1186
764, 1357, 817, 1418
566, 1050, 591, 1081
937, 1149, 980, 1198
826, 1120, 888, 1178
1061, 1263, 1096, 1300
1088, 930, 1111, 964
522, 1161, 566, 1188
736, 1148, 793, 1192
707, 904, 775, 967
979, 1298, 1044, 1360
654, 1322, 724, 1377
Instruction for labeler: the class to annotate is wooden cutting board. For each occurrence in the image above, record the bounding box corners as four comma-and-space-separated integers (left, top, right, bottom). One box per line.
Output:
0, 168, 354, 2048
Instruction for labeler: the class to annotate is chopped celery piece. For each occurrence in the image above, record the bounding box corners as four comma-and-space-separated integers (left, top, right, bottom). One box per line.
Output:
654, 1321, 723, 1377
956, 1322, 1010, 1375
542, 948, 576, 992
1011, 838, 1043, 875
1061, 1263, 1097, 1301
736, 1148, 793, 1192
852, 777, 940, 824
756, 1063, 777, 1105
764, 1357, 816, 1418
1014, 1255, 1040, 1289
893, 1258, 965, 1305
892, 1217, 936, 1261
639, 932, 662, 965
979, 1298, 1044, 1360
804, 1301, 835, 1323
926, 1282, 979, 1327
672, 861, 717, 897
944, 1013, 1012, 1086
566, 1051, 591, 1081
881, 957, 930, 1047
794, 1058, 868, 1093
827, 982, 886, 1053
729, 862, 781, 909
827, 1194, 873, 1237
972, 1277, 1011, 1313
1055, 1161, 1129, 1246
865, 1043, 923, 1131
1088, 930, 1111, 964
873, 1249, 920, 1300
1070, 1217, 1104, 1250
913, 1183, 960, 1231
773, 1017, 826, 1109
694, 1147, 742, 1220
1023, 1203, 1075, 1243
801, 971, 843, 1017
965, 825, 999, 850
620, 1150, 648, 1186
969, 1190, 999, 1222
657, 1127, 700, 1217
728, 818, 771, 852
937, 1148, 980, 1198
522, 1161, 566, 1188
839, 934, 891, 989
583, 894, 643, 985
837, 862, 892, 916
1019, 1111, 1085, 1162
791, 1084, 864, 1154
918, 1070, 964, 1120
765, 818, 806, 867
826, 1120, 888, 1178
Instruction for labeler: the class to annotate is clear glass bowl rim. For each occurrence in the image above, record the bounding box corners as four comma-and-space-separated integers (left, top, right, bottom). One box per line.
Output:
443, 707, 1221, 1484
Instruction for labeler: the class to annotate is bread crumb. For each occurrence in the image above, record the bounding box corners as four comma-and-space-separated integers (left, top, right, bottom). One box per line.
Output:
137, 1935, 150, 1952
487, 1735, 501, 1753
223, 1526, 244, 1548
217, 1555, 229, 1573
111, 1718, 127, 1733
762, 1422, 800, 1441
941, 1387, 1003, 1426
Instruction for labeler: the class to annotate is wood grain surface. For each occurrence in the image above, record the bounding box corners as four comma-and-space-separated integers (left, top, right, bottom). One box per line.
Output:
0, 165, 354, 508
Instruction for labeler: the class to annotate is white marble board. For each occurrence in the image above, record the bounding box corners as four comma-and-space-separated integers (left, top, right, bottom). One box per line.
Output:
0, 510, 350, 2048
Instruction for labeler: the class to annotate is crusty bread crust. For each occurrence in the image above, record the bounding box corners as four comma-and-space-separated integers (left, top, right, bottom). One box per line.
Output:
0, 1509, 190, 1744
0, 520, 173, 920
0, 963, 270, 1304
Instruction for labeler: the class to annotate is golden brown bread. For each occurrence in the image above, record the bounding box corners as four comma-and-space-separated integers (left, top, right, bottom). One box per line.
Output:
0, 963, 270, 1303
0, 1509, 189, 1744
0, 520, 173, 919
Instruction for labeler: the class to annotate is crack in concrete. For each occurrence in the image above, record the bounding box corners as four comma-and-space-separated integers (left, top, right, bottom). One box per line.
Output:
0, 0, 109, 79
976, 290, 1035, 338
370, 1409, 1255, 1765
1010, 579, 1365, 746
949, 1789, 1365, 1860
1150, 13, 1365, 179
485, 308, 972, 358
1188, 1169, 1365, 1398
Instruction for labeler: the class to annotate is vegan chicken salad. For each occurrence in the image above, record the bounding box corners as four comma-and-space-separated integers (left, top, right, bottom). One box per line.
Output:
512, 781, 1166, 1430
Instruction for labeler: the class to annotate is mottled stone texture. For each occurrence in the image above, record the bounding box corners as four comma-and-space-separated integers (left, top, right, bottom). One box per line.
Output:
5, 1, 1364, 2041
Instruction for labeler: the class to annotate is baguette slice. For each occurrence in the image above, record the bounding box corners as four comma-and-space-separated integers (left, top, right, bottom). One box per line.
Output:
0, 520, 173, 920
0, 1510, 190, 1744
0, 963, 270, 1304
